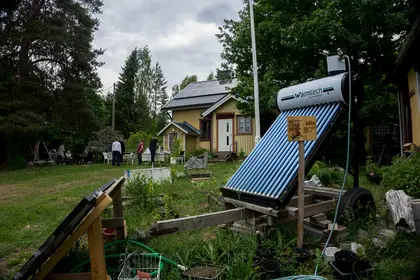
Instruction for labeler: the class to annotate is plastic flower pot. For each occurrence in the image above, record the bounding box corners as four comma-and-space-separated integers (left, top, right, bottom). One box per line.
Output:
334, 250, 357, 273
294, 248, 309, 263
102, 228, 116, 242
260, 258, 281, 277
324, 247, 340, 264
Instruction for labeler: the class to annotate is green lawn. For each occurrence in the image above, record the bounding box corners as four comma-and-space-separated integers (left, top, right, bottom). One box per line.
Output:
1, 162, 420, 279
0, 164, 127, 266
0, 162, 243, 277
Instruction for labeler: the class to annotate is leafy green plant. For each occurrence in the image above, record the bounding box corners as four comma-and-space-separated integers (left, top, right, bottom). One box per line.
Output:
382, 154, 420, 198
317, 167, 345, 188
170, 138, 181, 158
239, 148, 245, 157
87, 127, 123, 152
125, 174, 157, 213
307, 161, 327, 179
366, 156, 382, 175
190, 148, 208, 157
7, 154, 26, 170
127, 131, 152, 152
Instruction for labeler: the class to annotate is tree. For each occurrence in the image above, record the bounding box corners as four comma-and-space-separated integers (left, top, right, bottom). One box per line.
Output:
206, 72, 216, 80
114, 48, 140, 138
216, 64, 234, 80
171, 84, 180, 97
217, 0, 413, 128
0, 0, 105, 160
179, 74, 198, 90
151, 61, 168, 116
88, 127, 123, 153
134, 46, 153, 132
151, 61, 168, 132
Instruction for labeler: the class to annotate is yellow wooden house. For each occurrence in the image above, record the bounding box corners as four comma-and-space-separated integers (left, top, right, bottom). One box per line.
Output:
394, 15, 420, 148
158, 79, 256, 156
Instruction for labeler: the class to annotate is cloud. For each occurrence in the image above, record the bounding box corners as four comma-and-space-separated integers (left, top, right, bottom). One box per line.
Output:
196, 2, 235, 24
93, 0, 243, 95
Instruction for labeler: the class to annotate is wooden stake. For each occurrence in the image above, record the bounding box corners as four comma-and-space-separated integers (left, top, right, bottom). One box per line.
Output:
112, 185, 125, 240
297, 140, 305, 248
88, 218, 107, 280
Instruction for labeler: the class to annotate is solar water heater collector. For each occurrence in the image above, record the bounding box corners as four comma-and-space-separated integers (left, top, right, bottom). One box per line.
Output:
222, 72, 363, 209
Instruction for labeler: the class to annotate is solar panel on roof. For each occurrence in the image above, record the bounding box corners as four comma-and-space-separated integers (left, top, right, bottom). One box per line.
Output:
221, 102, 343, 208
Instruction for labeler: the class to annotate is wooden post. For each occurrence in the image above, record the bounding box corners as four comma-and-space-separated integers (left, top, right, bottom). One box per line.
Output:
297, 140, 305, 248
88, 218, 107, 280
112, 185, 125, 240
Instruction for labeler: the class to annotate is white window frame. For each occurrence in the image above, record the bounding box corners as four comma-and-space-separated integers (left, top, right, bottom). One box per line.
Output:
238, 116, 252, 134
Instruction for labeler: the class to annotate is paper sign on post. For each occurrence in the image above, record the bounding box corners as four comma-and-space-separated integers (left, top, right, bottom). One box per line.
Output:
287, 116, 317, 141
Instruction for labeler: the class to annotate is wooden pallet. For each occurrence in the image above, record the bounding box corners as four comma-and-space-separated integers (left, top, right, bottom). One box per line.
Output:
147, 188, 338, 237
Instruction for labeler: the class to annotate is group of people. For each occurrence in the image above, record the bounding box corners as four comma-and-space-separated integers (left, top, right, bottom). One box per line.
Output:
111, 137, 159, 166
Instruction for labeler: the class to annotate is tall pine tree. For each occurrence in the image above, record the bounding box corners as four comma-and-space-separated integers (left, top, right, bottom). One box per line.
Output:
151, 62, 167, 117
153, 62, 169, 131
179, 75, 198, 90
134, 46, 153, 132
171, 84, 180, 97
114, 48, 140, 138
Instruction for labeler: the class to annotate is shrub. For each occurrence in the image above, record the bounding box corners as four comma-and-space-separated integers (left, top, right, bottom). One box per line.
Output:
125, 174, 159, 213
170, 138, 181, 157
7, 154, 26, 170
307, 161, 327, 179
87, 127, 123, 152
366, 156, 382, 175
127, 131, 153, 152
317, 167, 344, 188
308, 161, 352, 189
382, 154, 420, 198
186, 148, 209, 160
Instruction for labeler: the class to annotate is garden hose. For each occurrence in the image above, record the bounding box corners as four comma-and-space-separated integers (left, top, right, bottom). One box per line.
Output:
71, 239, 186, 275
273, 276, 328, 280
314, 54, 352, 275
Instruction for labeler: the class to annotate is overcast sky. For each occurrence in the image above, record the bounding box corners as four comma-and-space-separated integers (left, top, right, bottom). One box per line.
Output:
93, 0, 244, 94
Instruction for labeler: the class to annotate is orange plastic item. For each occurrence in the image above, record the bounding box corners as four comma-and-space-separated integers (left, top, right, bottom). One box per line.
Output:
136, 270, 151, 278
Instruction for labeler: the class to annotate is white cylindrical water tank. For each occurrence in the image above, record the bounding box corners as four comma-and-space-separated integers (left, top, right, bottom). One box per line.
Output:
276, 72, 349, 111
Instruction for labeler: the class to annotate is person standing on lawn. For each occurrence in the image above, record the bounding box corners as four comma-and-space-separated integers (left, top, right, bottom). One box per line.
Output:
56, 143, 65, 165
118, 138, 125, 164
111, 139, 121, 166
136, 139, 144, 165
149, 137, 159, 165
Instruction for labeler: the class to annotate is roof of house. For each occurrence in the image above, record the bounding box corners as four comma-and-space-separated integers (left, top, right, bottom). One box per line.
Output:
157, 121, 200, 136
201, 94, 242, 117
162, 79, 238, 110
393, 15, 420, 80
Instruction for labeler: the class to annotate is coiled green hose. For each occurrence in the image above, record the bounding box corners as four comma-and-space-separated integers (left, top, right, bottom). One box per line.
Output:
71, 239, 186, 276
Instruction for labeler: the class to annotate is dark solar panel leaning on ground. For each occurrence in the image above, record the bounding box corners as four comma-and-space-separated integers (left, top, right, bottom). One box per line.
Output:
222, 72, 352, 208
13, 179, 117, 280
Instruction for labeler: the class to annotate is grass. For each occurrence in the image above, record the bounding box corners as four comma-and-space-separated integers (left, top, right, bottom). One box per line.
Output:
0, 164, 127, 268
1, 161, 420, 279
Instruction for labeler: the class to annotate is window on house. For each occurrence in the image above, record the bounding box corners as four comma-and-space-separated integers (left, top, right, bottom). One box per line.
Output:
200, 120, 211, 140
238, 116, 252, 134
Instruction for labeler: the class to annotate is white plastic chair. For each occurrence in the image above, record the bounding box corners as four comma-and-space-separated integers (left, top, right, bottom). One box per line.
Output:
129, 152, 135, 165
103, 152, 112, 164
